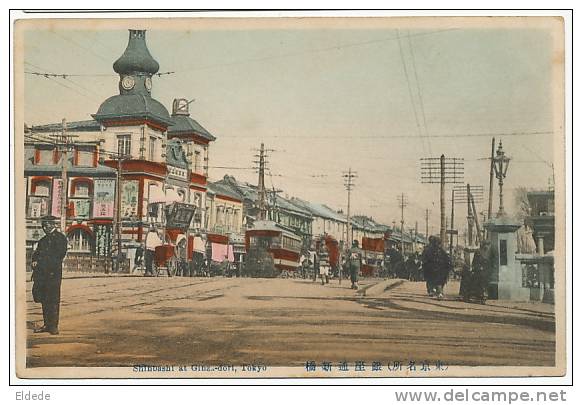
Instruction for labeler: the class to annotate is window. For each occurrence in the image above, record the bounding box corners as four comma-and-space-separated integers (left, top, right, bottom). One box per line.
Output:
33, 181, 51, 197
149, 136, 156, 161
194, 151, 201, 173
37, 148, 54, 165
76, 148, 94, 167
499, 240, 508, 266
68, 228, 92, 253
74, 182, 90, 197
117, 134, 131, 157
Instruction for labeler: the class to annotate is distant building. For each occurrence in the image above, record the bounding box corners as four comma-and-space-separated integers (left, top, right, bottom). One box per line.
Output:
526, 190, 555, 254
288, 198, 347, 245
210, 175, 313, 248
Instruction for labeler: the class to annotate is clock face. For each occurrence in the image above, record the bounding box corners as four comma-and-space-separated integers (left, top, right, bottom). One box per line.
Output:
144, 77, 152, 91
121, 76, 135, 90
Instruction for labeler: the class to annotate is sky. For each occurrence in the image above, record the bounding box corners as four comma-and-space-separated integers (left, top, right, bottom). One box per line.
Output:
19, 18, 560, 234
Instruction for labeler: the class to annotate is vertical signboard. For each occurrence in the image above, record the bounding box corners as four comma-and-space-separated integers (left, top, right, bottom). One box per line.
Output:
121, 180, 139, 218
51, 178, 63, 217
93, 179, 115, 218
72, 199, 91, 218
94, 223, 113, 257
27, 196, 49, 218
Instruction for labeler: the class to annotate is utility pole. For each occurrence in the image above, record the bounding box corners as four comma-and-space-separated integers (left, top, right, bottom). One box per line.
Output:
425, 209, 429, 240
267, 186, 283, 222
112, 151, 128, 273
342, 168, 357, 247
449, 188, 455, 257
453, 184, 484, 248
341, 168, 357, 286
440, 155, 446, 247
60, 119, 68, 232
397, 193, 408, 255
420, 155, 464, 248
253, 143, 275, 221
257, 143, 267, 220
487, 137, 496, 221
49, 118, 78, 232
414, 221, 418, 253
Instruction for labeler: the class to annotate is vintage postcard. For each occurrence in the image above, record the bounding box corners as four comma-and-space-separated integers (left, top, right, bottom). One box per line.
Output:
13, 13, 567, 379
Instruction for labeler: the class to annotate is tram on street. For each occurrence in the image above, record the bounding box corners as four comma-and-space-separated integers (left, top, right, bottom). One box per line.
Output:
244, 220, 302, 278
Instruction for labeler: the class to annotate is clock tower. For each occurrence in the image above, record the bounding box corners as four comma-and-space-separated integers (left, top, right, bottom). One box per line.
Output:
93, 29, 174, 244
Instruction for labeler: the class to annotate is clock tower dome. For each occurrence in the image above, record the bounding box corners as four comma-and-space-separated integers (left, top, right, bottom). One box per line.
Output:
93, 29, 172, 128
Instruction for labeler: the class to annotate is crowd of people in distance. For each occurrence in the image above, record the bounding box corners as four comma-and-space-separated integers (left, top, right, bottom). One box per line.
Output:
299, 235, 495, 304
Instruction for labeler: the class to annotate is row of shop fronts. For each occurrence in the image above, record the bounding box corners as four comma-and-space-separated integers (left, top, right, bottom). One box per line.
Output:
23, 29, 425, 275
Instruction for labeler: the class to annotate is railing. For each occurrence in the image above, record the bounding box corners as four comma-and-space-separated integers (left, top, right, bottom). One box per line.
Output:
517, 254, 554, 303
58, 254, 129, 274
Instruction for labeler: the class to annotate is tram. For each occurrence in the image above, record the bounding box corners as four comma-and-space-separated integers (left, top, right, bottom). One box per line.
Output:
244, 220, 302, 278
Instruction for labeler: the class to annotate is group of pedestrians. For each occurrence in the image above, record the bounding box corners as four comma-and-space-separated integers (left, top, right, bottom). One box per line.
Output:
420, 235, 495, 304
302, 240, 363, 290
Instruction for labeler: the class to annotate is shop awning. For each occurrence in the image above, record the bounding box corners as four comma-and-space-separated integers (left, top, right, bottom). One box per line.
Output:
148, 185, 183, 204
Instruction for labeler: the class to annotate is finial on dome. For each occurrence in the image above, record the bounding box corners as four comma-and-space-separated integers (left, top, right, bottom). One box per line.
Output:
113, 29, 159, 76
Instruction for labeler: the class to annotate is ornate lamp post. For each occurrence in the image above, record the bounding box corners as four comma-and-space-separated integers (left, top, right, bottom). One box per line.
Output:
493, 141, 511, 217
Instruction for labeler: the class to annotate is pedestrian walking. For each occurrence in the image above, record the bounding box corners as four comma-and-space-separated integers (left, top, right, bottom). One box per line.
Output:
311, 249, 319, 282
31, 215, 68, 335
144, 225, 163, 276
347, 240, 363, 290
132, 245, 144, 274
421, 236, 451, 300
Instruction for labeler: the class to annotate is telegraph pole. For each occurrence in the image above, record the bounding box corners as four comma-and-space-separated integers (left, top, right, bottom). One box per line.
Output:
425, 209, 430, 240
452, 184, 485, 247
257, 143, 267, 220
487, 137, 496, 221
49, 118, 78, 232
414, 221, 418, 253
420, 155, 464, 248
253, 143, 275, 221
342, 168, 357, 247
440, 155, 446, 246
449, 188, 455, 257
111, 150, 128, 273
397, 193, 408, 255
60, 119, 68, 232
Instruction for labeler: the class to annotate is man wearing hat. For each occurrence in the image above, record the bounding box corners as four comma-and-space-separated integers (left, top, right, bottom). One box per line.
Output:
30, 215, 68, 335
347, 240, 363, 290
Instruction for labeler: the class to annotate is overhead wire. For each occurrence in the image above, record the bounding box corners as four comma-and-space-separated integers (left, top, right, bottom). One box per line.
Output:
406, 30, 433, 157
396, 29, 426, 156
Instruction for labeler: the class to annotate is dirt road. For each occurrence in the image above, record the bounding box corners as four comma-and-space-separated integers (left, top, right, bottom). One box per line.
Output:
25, 275, 555, 369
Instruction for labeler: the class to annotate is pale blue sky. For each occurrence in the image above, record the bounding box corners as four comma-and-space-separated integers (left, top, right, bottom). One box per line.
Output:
20, 20, 559, 232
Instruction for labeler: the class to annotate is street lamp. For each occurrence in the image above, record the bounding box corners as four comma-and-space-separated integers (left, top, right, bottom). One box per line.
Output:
493, 141, 511, 217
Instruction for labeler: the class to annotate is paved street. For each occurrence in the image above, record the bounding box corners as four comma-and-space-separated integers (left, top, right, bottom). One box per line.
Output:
26, 275, 555, 368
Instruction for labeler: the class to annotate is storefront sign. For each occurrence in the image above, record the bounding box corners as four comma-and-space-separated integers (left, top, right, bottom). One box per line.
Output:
121, 180, 139, 218
51, 178, 63, 217
94, 223, 112, 257
72, 199, 91, 218
167, 165, 188, 180
93, 179, 115, 218
28, 196, 49, 218
165, 202, 195, 230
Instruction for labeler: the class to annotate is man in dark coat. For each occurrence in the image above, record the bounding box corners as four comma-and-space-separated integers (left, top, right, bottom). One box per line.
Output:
347, 240, 363, 290
464, 240, 496, 304
421, 236, 451, 300
31, 215, 68, 335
